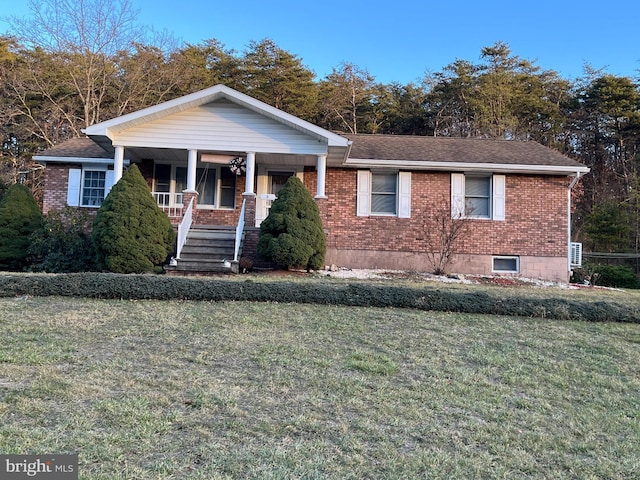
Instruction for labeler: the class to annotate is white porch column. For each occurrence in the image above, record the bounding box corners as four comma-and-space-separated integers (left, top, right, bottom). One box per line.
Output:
315, 154, 327, 199
113, 145, 125, 182
186, 149, 198, 192
244, 151, 256, 195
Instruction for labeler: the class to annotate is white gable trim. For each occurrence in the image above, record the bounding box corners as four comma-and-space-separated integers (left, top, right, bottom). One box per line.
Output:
83, 84, 350, 148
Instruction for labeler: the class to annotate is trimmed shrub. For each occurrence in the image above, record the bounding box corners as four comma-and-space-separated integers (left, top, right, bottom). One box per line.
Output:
257, 176, 326, 270
0, 273, 637, 323
29, 207, 97, 272
0, 183, 43, 271
92, 164, 175, 273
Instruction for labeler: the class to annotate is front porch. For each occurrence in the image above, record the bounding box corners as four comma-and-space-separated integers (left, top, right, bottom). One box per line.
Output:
145, 152, 329, 274
76, 84, 350, 274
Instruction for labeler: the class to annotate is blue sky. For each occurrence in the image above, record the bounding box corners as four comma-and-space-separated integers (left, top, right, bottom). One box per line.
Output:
1, 0, 639, 85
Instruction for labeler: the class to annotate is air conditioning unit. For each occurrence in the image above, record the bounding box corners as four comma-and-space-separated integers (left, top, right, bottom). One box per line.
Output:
570, 242, 583, 267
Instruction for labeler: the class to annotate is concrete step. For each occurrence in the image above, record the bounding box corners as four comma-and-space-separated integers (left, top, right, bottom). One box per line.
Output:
180, 245, 235, 256
188, 230, 236, 240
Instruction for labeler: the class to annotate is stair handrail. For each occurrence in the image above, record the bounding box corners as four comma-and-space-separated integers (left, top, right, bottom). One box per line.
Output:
234, 198, 246, 262
176, 197, 194, 259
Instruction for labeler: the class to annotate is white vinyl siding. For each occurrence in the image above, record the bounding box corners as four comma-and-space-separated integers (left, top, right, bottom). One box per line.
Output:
451, 173, 506, 220
357, 170, 411, 217
112, 100, 327, 155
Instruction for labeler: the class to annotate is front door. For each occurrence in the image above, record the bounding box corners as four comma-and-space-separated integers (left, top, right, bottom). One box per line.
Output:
255, 169, 297, 226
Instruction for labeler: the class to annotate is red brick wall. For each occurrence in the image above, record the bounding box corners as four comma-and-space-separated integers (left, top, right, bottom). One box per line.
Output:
320, 168, 568, 259
42, 164, 76, 214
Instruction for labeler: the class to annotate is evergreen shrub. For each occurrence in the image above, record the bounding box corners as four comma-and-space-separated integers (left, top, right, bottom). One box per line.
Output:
92, 164, 175, 273
0, 273, 637, 323
29, 206, 96, 272
574, 263, 640, 289
0, 183, 43, 270
257, 176, 326, 270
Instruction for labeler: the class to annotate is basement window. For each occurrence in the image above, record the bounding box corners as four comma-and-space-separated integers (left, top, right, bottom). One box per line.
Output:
492, 256, 519, 273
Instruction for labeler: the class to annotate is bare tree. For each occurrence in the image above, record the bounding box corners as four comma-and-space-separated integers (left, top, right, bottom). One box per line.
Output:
6, 0, 142, 133
424, 195, 471, 275
317, 62, 375, 133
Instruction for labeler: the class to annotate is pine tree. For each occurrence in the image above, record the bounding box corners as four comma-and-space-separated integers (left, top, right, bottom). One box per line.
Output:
92, 164, 175, 273
0, 183, 43, 270
257, 176, 326, 271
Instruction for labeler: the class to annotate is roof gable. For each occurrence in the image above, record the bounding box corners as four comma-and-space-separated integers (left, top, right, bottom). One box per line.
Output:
84, 84, 349, 149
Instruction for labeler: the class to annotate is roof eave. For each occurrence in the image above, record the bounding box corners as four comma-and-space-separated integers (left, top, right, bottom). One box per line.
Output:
33, 156, 127, 165
344, 158, 591, 175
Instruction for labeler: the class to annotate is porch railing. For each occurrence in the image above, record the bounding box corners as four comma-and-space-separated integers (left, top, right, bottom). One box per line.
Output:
152, 192, 184, 218
176, 197, 194, 260
234, 199, 246, 262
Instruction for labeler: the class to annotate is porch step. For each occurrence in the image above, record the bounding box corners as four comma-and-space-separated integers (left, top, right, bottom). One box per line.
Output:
166, 227, 241, 275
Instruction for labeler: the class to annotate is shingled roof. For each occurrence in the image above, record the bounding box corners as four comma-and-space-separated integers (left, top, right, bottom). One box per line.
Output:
345, 134, 586, 171
34, 137, 112, 160
34, 133, 589, 175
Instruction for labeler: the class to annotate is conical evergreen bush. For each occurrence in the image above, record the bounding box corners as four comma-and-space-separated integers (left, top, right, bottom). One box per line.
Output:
93, 164, 175, 273
257, 176, 326, 270
0, 183, 43, 271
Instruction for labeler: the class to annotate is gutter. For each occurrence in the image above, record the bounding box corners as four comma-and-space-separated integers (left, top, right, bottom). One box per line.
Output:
344, 158, 590, 176
567, 171, 585, 274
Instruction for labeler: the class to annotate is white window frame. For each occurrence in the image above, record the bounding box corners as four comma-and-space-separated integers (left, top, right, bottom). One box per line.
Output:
67, 166, 114, 208
357, 170, 411, 218
492, 256, 520, 273
451, 173, 505, 221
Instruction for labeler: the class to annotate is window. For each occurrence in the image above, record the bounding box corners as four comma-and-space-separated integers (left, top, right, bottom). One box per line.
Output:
357, 170, 411, 218
493, 256, 519, 273
371, 173, 398, 215
174, 165, 235, 209
81, 171, 106, 206
451, 173, 505, 220
465, 176, 491, 217
67, 167, 114, 208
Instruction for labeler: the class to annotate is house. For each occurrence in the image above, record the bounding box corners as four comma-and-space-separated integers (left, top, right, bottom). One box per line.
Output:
34, 84, 589, 282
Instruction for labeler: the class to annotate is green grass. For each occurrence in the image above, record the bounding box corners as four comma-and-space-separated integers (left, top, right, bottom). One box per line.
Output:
0, 297, 639, 479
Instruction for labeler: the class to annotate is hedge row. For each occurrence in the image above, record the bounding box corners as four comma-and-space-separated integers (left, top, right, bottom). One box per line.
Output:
0, 273, 637, 323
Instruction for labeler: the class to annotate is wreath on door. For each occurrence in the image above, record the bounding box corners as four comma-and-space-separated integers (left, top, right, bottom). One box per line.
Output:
229, 156, 246, 175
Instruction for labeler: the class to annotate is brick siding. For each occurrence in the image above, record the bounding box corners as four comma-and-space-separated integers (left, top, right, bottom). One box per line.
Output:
319, 168, 568, 258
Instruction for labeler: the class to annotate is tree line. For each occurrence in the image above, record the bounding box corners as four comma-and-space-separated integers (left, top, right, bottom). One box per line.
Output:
1, 0, 639, 265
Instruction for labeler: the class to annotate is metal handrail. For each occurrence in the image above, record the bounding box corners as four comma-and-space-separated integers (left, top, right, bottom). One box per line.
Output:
234, 199, 246, 262
176, 197, 194, 259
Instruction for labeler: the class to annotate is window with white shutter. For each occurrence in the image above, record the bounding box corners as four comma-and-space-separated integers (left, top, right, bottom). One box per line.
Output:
451, 173, 506, 220
67, 167, 112, 208
356, 170, 411, 218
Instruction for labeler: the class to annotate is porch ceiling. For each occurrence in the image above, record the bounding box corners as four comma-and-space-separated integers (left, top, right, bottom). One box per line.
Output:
123, 147, 339, 167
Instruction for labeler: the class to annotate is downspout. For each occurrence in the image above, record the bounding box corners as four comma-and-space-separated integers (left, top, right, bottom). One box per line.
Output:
567, 172, 584, 275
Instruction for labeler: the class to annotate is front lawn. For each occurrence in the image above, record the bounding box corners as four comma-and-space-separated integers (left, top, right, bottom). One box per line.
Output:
0, 297, 638, 479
